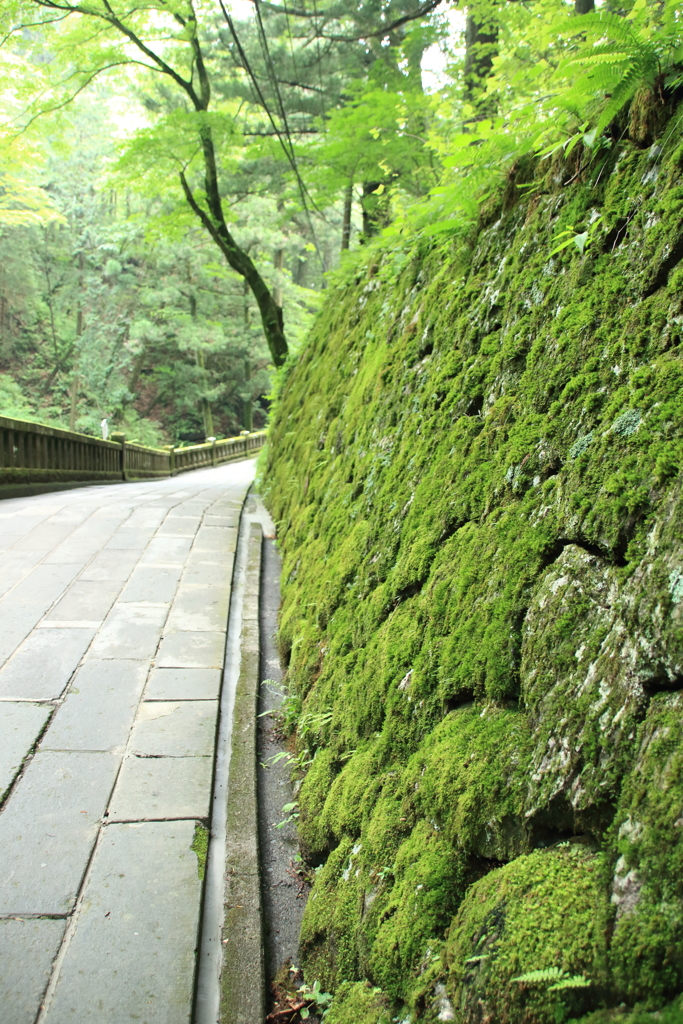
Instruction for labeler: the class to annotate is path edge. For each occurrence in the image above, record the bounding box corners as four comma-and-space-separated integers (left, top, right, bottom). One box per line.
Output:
220, 520, 266, 1023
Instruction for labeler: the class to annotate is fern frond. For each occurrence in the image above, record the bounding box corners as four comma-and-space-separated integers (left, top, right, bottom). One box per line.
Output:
511, 967, 564, 985
595, 64, 645, 132
568, 12, 642, 45
548, 975, 591, 992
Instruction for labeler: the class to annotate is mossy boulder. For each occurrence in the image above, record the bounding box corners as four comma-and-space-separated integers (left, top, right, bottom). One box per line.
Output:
265, 102, 683, 1021
443, 845, 609, 1024
324, 980, 392, 1024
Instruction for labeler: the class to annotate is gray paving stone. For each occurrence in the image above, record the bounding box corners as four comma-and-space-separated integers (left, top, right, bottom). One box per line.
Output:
79, 548, 141, 582
123, 507, 168, 529
108, 755, 213, 820
192, 527, 237, 554
0, 628, 96, 701
41, 660, 149, 752
181, 561, 232, 587
0, 550, 44, 599
145, 667, 221, 701
156, 516, 198, 537
0, 918, 66, 1024
0, 751, 120, 914
8, 522, 83, 557
43, 580, 123, 623
0, 703, 52, 800
42, 516, 128, 565
165, 585, 230, 633
119, 565, 183, 603
140, 535, 194, 565
156, 630, 225, 668
129, 700, 218, 757
43, 821, 201, 1024
202, 514, 238, 528
103, 527, 157, 551
88, 604, 168, 661
0, 564, 84, 668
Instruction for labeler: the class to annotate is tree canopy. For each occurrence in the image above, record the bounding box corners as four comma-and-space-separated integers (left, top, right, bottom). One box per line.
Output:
0, 0, 681, 441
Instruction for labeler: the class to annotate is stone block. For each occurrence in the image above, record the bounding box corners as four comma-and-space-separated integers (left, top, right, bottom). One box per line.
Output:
156, 630, 225, 668
41, 660, 149, 752
108, 755, 213, 820
0, 750, 120, 914
44, 821, 201, 1024
0, 918, 66, 1024
88, 603, 168, 661
43, 580, 123, 623
0, 628, 97, 701
120, 565, 183, 603
0, 702, 52, 800
129, 701, 218, 757
145, 667, 221, 701
165, 585, 230, 633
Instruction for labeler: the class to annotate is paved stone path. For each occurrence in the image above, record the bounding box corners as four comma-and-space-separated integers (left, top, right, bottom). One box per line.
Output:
0, 460, 256, 1024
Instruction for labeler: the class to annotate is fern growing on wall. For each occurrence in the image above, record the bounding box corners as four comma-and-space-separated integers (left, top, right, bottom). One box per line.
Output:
397, 0, 683, 241
557, 2, 683, 134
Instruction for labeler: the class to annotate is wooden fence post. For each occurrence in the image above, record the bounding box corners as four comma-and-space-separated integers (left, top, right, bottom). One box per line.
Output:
111, 432, 126, 480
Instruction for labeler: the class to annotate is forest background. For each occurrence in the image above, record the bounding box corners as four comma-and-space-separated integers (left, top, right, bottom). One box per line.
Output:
0, 0, 680, 446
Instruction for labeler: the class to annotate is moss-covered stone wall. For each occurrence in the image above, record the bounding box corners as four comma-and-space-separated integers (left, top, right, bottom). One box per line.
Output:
264, 109, 683, 1023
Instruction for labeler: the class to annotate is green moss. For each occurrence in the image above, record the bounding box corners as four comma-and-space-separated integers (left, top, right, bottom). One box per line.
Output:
324, 980, 392, 1024
575, 995, 683, 1024
191, 822, 209, 881
608, 693, 683, 1005
444, 845, 610, 1024
265, 103, 683, 1019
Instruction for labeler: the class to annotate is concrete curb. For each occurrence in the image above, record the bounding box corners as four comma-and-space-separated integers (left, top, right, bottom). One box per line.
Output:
220, 521, 265, 1023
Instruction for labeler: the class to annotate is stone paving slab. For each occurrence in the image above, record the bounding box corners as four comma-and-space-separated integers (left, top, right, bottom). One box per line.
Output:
0, 564, 86, 668
119, 565, 183, 603
78, 548, 142, 582
41, 660, 150, 752
145, 667, 221, 701
0, 751, 120, 914
42, 516, 130, 565
129, 701, 218, 757
0, 627, 97, 701
43, 821, 202, 1024
192, 527, 237, 554
0, 550, 44, 599
156, 630, 226, 668
156, 516, 199, 536
140, 535, 194, 565
0, 703, 52, 800
88, 603, 168, 661
0, 918, 66, 1024
103, 526, 157, 551
165, 585, 231, 633
43, 580, 123, 623
108, 755, 213, 820
181, 562, 235, 587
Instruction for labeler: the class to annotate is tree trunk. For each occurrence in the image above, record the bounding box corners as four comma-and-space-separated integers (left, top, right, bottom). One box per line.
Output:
69, 375, 79, 431
575, 0, 595, 11
464, 1, 501, 114
273, 246, 284, 309
341, 181, 353, 252
360, 181, 391, 239
243, 357, 253, 432
180, 125, 288, 367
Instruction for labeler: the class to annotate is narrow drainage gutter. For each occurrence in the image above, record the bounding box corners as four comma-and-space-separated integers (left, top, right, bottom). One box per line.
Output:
194, 492, 256, 1024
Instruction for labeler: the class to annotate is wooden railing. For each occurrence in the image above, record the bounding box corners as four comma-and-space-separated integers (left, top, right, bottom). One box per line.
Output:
0, 415, 266, 494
